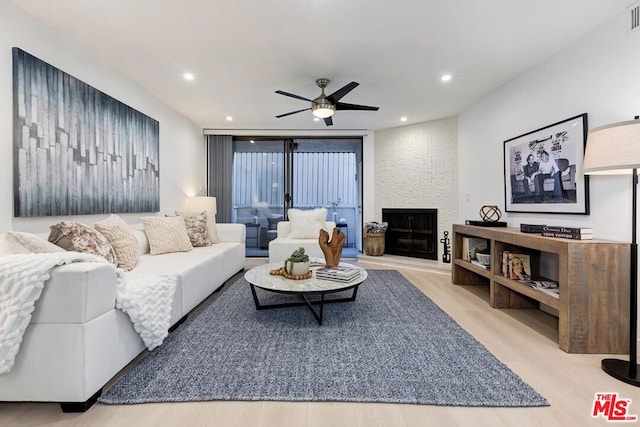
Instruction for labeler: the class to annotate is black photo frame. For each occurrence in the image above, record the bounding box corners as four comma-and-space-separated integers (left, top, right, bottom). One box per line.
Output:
504, 113, 589, 215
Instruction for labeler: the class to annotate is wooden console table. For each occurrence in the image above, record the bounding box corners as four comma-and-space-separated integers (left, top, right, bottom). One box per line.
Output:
452, 224, 630, 354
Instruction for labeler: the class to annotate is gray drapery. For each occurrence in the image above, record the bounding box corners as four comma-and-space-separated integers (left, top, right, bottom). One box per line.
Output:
206, 135, 233, 223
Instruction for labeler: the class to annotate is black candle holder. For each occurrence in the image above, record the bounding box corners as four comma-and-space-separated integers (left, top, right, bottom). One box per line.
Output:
441, 231, 451, 263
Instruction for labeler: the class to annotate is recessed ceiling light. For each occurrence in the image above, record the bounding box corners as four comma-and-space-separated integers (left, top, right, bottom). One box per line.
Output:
183, 72, 194, 81
441, 74, 452, 82
314, 118, 320, 122
250, 140, 255, 143
400, 117, 408, 122
226, 116, 233, 121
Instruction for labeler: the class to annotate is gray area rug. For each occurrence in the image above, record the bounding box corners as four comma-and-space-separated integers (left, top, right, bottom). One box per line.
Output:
99, 270, 548, 407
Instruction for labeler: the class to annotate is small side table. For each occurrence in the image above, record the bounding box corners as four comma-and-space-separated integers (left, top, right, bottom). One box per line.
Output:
336, 223, 348, 247
244, 223, 260, 247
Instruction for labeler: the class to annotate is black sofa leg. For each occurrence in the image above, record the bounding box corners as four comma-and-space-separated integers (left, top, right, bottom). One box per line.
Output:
168, 314, 188, 332
60, 388, 102, 413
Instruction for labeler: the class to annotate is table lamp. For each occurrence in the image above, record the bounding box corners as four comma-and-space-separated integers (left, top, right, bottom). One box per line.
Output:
583, 117, 640, 386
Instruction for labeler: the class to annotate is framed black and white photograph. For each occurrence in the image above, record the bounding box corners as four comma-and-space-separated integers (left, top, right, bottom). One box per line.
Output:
503, 113, 589, 214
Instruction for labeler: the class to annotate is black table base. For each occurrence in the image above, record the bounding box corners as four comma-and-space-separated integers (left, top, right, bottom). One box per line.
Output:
249, 284, 359, 325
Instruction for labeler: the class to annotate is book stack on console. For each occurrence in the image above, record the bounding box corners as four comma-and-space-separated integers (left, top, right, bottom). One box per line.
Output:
316, 265, 361, 282
541, 226, 593, 240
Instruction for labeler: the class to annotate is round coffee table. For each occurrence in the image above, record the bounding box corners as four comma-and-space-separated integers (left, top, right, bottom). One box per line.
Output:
244, 261, 368, 325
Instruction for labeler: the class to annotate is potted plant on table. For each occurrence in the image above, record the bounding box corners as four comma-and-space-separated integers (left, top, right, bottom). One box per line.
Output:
285, 247, 310, 276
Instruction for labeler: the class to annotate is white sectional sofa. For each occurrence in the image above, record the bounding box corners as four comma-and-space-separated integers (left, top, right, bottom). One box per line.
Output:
0, 223, 245, 412
268, 221, 335, 263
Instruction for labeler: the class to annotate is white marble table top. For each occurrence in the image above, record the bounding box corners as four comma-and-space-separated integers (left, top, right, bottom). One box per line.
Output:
244, 261, 368, 293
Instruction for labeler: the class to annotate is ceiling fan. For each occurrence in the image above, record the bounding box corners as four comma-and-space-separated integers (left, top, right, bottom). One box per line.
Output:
275, 78, 379, 126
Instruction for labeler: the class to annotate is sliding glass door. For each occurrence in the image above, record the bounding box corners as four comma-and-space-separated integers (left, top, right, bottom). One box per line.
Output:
231, 140, 284, 251
229, 137, 362, 256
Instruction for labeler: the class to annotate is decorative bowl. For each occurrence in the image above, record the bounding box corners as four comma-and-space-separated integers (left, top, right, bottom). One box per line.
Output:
476, 253, 491, 266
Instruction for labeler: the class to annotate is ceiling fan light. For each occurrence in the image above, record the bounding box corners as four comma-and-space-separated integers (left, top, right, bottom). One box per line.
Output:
312, 107, 335, 118
312, 98, 335, 118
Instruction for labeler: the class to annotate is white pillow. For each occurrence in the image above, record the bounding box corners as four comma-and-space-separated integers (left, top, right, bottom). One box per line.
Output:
287, 208, 327, 239
141, 216, 193, 255
6, 231, 66, 254
0, 233, 31, 255
132, 228, 151, 256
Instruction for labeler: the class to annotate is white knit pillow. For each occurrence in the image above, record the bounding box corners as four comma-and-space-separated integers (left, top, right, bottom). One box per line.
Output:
287, 208, 327, 239
95, 214, 140, 271
141, 216, 193, 255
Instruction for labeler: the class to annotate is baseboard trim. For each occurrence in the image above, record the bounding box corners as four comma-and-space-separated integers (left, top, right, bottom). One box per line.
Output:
356, 254, 452, 275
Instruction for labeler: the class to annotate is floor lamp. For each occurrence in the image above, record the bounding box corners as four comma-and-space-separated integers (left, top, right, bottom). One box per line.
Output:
583, 117, 640, 386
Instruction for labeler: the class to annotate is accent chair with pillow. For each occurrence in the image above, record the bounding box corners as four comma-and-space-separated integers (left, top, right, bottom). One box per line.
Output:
268, 208, 336, 262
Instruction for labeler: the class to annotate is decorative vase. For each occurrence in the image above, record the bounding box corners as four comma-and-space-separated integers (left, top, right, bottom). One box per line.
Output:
253, 216, 259, 224
285, 260, 310, 276
332, 211, 338, 222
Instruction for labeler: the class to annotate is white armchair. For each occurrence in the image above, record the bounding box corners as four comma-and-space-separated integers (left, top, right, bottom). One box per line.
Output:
268, 221, 336, 262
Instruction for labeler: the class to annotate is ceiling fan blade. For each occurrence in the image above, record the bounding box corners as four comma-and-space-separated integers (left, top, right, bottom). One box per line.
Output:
335, 102, 379, 111
275, 90, 312, 102
324, 116, 333, 126
325, 82, 359, 103
275, 108, 311, 118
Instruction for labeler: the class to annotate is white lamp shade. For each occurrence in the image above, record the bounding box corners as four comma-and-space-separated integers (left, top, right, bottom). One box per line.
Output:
583, 119, 640, 175
186, 196, 217, 215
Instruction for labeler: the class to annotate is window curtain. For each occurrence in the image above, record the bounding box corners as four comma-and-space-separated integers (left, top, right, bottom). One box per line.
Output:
207, 135, 233, 223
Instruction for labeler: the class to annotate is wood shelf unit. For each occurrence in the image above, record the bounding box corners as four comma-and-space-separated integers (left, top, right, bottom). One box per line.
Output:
452, 224, 630, 354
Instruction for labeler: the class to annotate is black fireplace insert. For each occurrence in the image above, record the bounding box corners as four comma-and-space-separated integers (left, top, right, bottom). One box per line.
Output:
382, 208, 438, 260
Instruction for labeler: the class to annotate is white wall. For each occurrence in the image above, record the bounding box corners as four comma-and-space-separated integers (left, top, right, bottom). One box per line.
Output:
458, 10, 640, 344
0, 0, 204, 233
373, 117, 458, 261
459, 10, 640, 242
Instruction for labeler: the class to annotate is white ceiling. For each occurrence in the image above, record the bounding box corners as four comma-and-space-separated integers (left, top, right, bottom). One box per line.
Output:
10, 0, 632, 131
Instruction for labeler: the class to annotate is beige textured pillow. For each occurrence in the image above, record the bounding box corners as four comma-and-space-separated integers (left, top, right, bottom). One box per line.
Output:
95, 214, 140, 271
0, 233, 32, 255
141, 216, 193, 255
287, 208, 328, 239
49, 221, 117, 265
175, 211, 211, 247
7, 231, 66, 254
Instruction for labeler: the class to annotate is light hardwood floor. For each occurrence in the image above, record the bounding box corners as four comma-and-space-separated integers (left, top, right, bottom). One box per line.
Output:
1, 258, 639, 426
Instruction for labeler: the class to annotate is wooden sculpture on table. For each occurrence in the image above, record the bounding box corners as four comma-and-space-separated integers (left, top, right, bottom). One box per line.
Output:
318, 227, 345, 268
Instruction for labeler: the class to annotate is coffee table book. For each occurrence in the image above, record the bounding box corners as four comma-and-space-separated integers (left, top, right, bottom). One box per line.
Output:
316, 265, 360, 282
